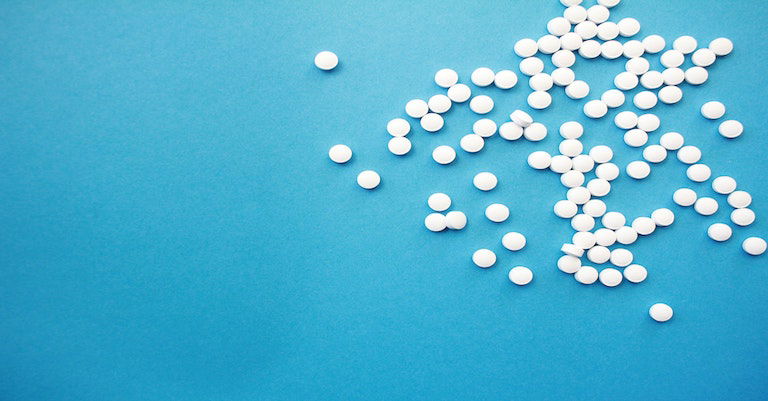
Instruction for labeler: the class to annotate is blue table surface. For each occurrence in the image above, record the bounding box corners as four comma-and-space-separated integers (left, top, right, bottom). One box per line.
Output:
1, 1, 767, 400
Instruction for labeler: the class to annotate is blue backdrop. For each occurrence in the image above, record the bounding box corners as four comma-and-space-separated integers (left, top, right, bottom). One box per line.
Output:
1, 1, 767, 400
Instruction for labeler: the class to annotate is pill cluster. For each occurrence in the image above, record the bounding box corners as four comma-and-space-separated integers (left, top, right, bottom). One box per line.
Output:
319, 0, 765, 323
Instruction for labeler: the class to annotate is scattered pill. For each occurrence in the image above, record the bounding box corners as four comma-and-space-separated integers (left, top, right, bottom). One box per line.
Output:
420, 113, 445, 132
500, 122, 524, 141
595, 163, 620, 181
707, 223, 732, 242
528, 151, 553, 169
587, 178, 611, 197
640, 70, 664, 89
624, 129, 648, 147
494, 69, 519, 89
673, 188, 697, 206
626, 160, 651, 179
617, 17, 640, 36
601, 40, 624, 59
551, 155, 574, 173
560, 121, 584, 139
584, 100, 608, 118
539, 35, 562, 54
554, 200, 579, 218
514, 38, 539, 58
471, 67, 495, 87
559, 139, 584, 157
571, 213, 596, 232
686, 163, 712, 182
588, 246, 611, 264
709, 37, 734, 56
428, 193, 451, 211
595, 228, 617, 247
602, 89, 626, 108
473, 249, 496, 268
573, 231, 597, 249
633, 91, 658, 110
520, 57, 545, 76
643, 145, 667, 163
314, 51, 338, 70
510, 110, 534, 127
473, 172, 498, 191
712, 176, 737, 194
460, 134, 484, 153
651, 208, 675, 226
552, 67, 576, 86
662, 67, 685, 85
524, 122, 548, 141
388, 136, 412, 155
694, 197, 719, 215
432, 145, 456, 165
447, 84, 472, 103
575, 20, 598, 39
642, 35, 666, 53
742, 237, 767, 256
387, 118, 411, 137
560, 33, 583, 51
677, 146, 701, 164
405, 99, 429, 118
528, 91, 553, 109
718, 120, 743, 139
626, 57, 650, 75
632, 216, 656, 235
470, 95, 494, 114
472, 119, 498, 138
567, 186, 591, 204
692, 48, 716, 67
587, 5, 610, 23
428, 94, 452, 113
486, 203, 510, 223
673, 36, 697, 54
615, 226, 638, 245
445, 211, 467, 230
564, 6, 588, 24
597, 21, 620, 41
661, 50, 685, 68
660, 132, 685, 150
583, 199, 607, 217
434, 68, 459, 88
328, 144, 352, 164
731, 208, 755, 226
357, 170, 380, 189
599, 268, 623, 287
566, 80, 591, 99
509, 266, 534, 286
547, 17, 572, 36
503, 232, 527, 251
649, 303, 673, 322
602, 211, 626, 230
562, 243, 586, 257
700, 101, 726, 120
615, 71, 639, 90
559, 255, 582, 273
623, 264, 647, 283
425, 213, 448, 232
575, 266, 599, 284
685, 66, 708, 85
589, 146, 614, 163
579, 40, 602, 58
615, 111, 638, 129
658, 86, 683, 104
562, 170, 586, 188
572, 154, 595, 173
610, 248, 633, 267
637, 113, 660, 132
727, 190, 752, 208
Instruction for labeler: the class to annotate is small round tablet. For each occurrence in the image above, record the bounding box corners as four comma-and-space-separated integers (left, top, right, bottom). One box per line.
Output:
527, 151, 552, 169
601, 40, 623, 59
328, 144, 352, 163
420, 113, 445, 132
428, 94, 452, 113
626, 57, 650, 75
587, 5, 610, 23
571, 213, 596, 232
494, 69, 518, 89
594, 228, 616, 246
552, 67, 576, 86
601, 89, 625, 108
685, 66, 708, 85
707, 223, 732, 242
632, 217, 656, 235
615, 226, 638, 245
642, 35, 666, 53
658, 86, 683, 104
610, 248, 633, 267
686, 164, 711, 182
554, 200, 579, 218
673, 36, 697, 54
709, 37, 734, 56
579, 40, 602, 58
547, 17, 572, 36
673, 188, 697, 206
662, 68, 685, 85
563, 242, 585, 258
677, 146, 701, 164
559, 139, 584, 157
502, 232, 527, 251
617, 17, 640, 37
551, 49, 574, 66
651, 208, 675, 226
587, 178, 611, 197
551, 155, 574, 173
597, 21, 619, 41
560, 32, 583, 51
562, 170, 585, 188
719, 120, 743, 139
575, 266, 599, 284
424, 213, 448, 232
564, 6, 587, 24
602, 211, 626, 229
596, 163, 620, 181
558, 255, 582, 274
572, 154, 595, 173
694, 197, 719, 215
473, 119, 498, 138
701, 101, 726, 120
660, 132, 685, 150
510, 110, 534, 127
588, 246, 611, 264
692, 48, 716, 67
599, 268, 623, 287
633, 91, 658, 110
615, 111, 638, 129
614, 71, 639, 90
575, 21, 598, 39
567, 186, 591, 204
314, 51, 338, 70
472, 249, 496, 268
500, 122, 524, 141
584, 100, 608, 118
388, 136, 412, 155
640, 70, 664, 89
434, 68, 459, 88
357, 170, 380, 189
447, 84, 472, 103
520, 57, 545, 76
405, 99, 429, 118
514, 38, 539, 58
471, 67, 495, 87
528, 91, 553, 110
428, 193, 452, 211
470, 95, 494, 114
728, 191, 752, 208
637, 113, 660, 132
560, 121, 584, 139
661, 50, 685, 68
624, 129, 648, 148
626, 160, 651, 179
445, 211, 467, 230
387, 118, 411, 137
566, 80, 591, 99
598, 0, 620, 7
508, 266, 534, 286
573, 231, 596, 249
643, 145, 667, 163
712, 176, 737, 194
473, 172, 498, 191
731, 208, 755, 226
584, 199, 607, 217
649, 303, 673, 322
624, 264, 647, 283
742, 237, 767, 256
486, 203, 510, 223
460, 134, 484, 153
432, 145, 456, 165
524, 122, 548, 141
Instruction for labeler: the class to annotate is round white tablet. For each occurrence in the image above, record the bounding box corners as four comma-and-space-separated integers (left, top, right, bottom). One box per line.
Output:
357, 170, 380, 189
614, 71, 639, 90
583, 199, 607, 217
328, 144, 352, 163
494, 69, 518, 89
707, 223, 732, 242
445, 211, 467, 230
564, 6, 587, 23
560, 121, 584, 139
551, 155, 574, 173
470, 95, 494, 114
471, 67, 495, 87
547, 17, 571, 36
538, 35, 562, 54
387, 118, 411, 137
599, 268, 623, 287
510, 110, 534, 127
692, 48, 716, 67
743, 237, 767, 256
559, 255, 582, 274
615, 226, 638, 245
432, 145, 456, 165
575, 266, 599, 284
632, 217, 656, 235
598, 0, 620, 7
572, 213, 596, 232
552, 67, 576, 86
594, 228, 616, 246
420, 113, 445, 132
428, 193, 451, 211
579, 40, 602, 58
709, 37, 734, 56
567, 186, 591, 204
637, 114, 660, 132
447, 84, 472, 103
514, 38, 539, 58
509, 266, 534, 286
685, 66, 708, 85
677, 146, 701, 164
614, 111, 638, 129
587, 178, 611, 196
596, 163, 620, 181
520, 57, 545, 76
554, 200, 579, 218
424, 213, 447, 232
649, 303, 673, 322
728, 191, 752, 208
500, 122, 524, 141
559, 139, 583, 157
626, 160, 651, 179
405, 99, 429, 118
528, 91, 553, 110
428, 94, 452, 113
602, 89, 625, 108
640, 70, 664, 89
560, 169, 584, 188
731, 208, 755, 226
686, 164, 711, 182
694, 197, 719, 215
473, 249, 496, 268
314, 51, 338, 70
575, 21, 598, 39
460, 134, 484, 153
610, 248, 633, 267
673, 36, 697, 54
626, 57, 650, 75
633, 91, 658, 110
486, 203, 510, 223
660, 132, 684, 150
587, 5, 610, 23
524, 122, 548, 141
597, 21, 619, 41
388, 136, 412, 155
625, 41, 647, 58
624, 129, 648, 147
623, 264, 647, 283
673, 188, 697, 206
661, 50, 684, 68
473, 172, 498, 191
658, 86, 683, 104
701, 101, 726, 120
602, 211, 626, 230
562, 242, 585, 258
712, 176, 737, 194
588, 246, 611, 264
572, 154, 595, 173
560, 32, 583, 51
643, 144, 667, 163
527, 151, 552, 169
566, 80, 590, 99
502, 232, 527, 251
601, 40, 623, 59
434, 68, 459, 88
584, 100, 608, 118
651, 208, 675, 226
618, 17, 640, 36
719, 120, 743, 139
472, 119, 497, 138
573, 231, 596, 249
642, 35, 666, 53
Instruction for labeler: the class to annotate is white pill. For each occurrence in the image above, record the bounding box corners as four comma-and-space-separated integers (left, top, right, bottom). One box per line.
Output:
711, 176, 737, 195
686, 164, 711, 182
558, 255, 582, 274
510, 110, 534, 127
562, 243, 585, 257
428, 193, 451, 211
661, 69, 685, 88
673, 36, 697, 54
575, 21, 598, 39
719, 120, 743, 139
494, 69, 519, 89
692, 48, 716, 67
587, 5, 610, 23
633, 91, 658, 110
551, 155, 574, 173
584, 100, 608, 118
514, 38, 539, 58
564, 5, 588, 23
445, 211, 467, 230
673, 188, 697, 206
434, 68, 459, 88
531, 73, 555, 88
548, 17, 572, 36
424, 213, 448, 232
508, 266, 534, 286
610, 248, 633, 267
519, 57, 545, 76
596, 163, 620, 181
471, 119, 497, 138
661, 50, 684, 68
588, 246, 611, 264
632, 216, 656, 235
566, 80, 591, 99
594, 228, 616, 246
486, 203, 510, 223
314, 51, 338, 70
552, 67, 576, 86
432, 145, 456, 165
649, 303, 673, 322
709, 37, 734, 56
623, 264, 647, 283
502, 232, 527, 251
624, 129, 648, 147
387, 118, 410, 137
560, 169, 584, 189
579, 40, 602, 58
538, 35, 562, 54
617, 17, 640, 37
328, 144, 352, 164
428, 94, 452, 113
528, 91, 553, 110
743, 237, 767, 256
602, 211, 626, 229
575, 266, 599, 284
728, 191, 752, 208
640, 70, 664, 89
614, 71, 639, 90
591, 148, 616, 168
614, 110, 638, 129
559, 121, 583, 139
357, 170, 380, 189
658, 86, 683, 104
420, 113, 444, 132
660, 132, 685, 150
460, 134, 484, 153
573, 231, 596, 249
572, 214, 595, 232
601, 89, 626, 108
707, 223, 732, 242
473, 172, 498, 191
471, 67, 495, 87
473, 249, 496, 268
615, 226, 638, 244
637, 114, 660, 132
524, 122, 548, 141
388, 136, 412, 155
626, 160, 651, 179
651, 208, 675, 226
685, 66, 708, 85
700, 101, 726, 120
694, 197, 719, 215
731, 208, 755, 226
559, 139, 583, 156
642, 35, 666, 54
447, 84, 472, 103
677, 146, 701, 164
587, 178, 611, 197
527, 151, 552, 169
584, 199, 607, 217
560, 32, 583, 51
626, 57, 650, 75
554, 200, 579, 218
597, 21, 619, 41
405, 99, 429, 118
599, 268, 623, 287
470, 95, 494, 114
598, 0, 620, 7
643, 145, 667, 163
567, 186, 591, 205
572, 154, 595, 172
500, 122, 524, 141
601, 40, 623, 59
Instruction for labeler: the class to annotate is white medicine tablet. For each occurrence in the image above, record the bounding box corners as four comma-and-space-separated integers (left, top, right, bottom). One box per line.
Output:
614, 71, 639, 90
500, 122, 524, 141
558, 255, 582, 274
614, 111, 638, 129
673, 188, 697, 206
584, 199, 607, 217
328, 144, 352, 164
470, 95, 494, 114
618, 17, 640, 37
420, 113, 445, 132
357, 170, 380, 189
560, 32, 583, 51
514, 38, 539, 58
686, 164, 711, 182
643, 145, 667, 163
701, 101, 726, 120
598, 0, 620, 7
486, 203, 510, 223
658, 86, 683, 104
460, 134, 484, 153
524, 122, 548, 141
637, 114, 660, 132
709, 37, 734, 56
575, 21, 598, 39
719, 120, 744, 139
579, 40, 602, 58
571, 213, 596, 232
538, 35, 562, 54
601, 89, 625, 108
594, 228, 616, 246
597, 21, 619, 41
472, 249, 496, 268
502, 232, 527, 251
640, 70, 664, 89
561, 170, 584, 188
588, 246, 611, 264
314, 51, 338, 70
527, 151, 552, 169
566, 80, 590, 99
743, 237, 767, 256
677, 146, 701, 164
424, 213, 448, 232
387, 118, 411, 137
651, 208, 675, 226
405, 99, 429, 118
584, 100, 608, 118
599, 268, 623, 287
731, 208, 755, 226
528, 91, 553, 110
602, 211, 626, 230
661, 50, 685, 68
649, 303, 673, 322
632, 217, 656, 235
692, 48, 716, 67
428, 94, 452, 113
520, 57, 545, 76
388, 136, 412, 155
547, 17, 572, 36
624, 129, 648, 147
626, 160, 651, 179
712, 176, 737, 194
595, 163, 620, 181
626, 57, 650, 75
447, 84, 472, 103
494, 70, 518, 89
610, 248, 633, 267
560, 121, 584, 139
567, 186, 591, 204
559, 139, 584, 157
551, 155, 574, 173
587, 178, 611, 197
601, 40, 623, 59
727, 191, 752, 208
623, 264, 647, 283
673, 36, 697, 54
564, 5, 587, 23
552, 67, 576, 86
573, 231, 596, 249
642, 35, 666, 53
587, 5, 610, 23
508, 266, 534, 286
685, 66, 709, 85
633, 91, 658, 110
694, 197, 719, 215
473, 119, 497, 137
432, 145, 456, 165
660, 132, 684, 150
572, 154, 595, 173
434, 68, 459, 88
662, 68, 685, 85
471, 67, 495, 87
445, 211, 467, 230
707, 223, 732, 242
510, 110, 534, 127
562, 243, 585, 258
575, 266, 599, 284
554, 200, 579, 218
473, 172, 498, 191
428, 193, 452, 211
615, 226, 638, 245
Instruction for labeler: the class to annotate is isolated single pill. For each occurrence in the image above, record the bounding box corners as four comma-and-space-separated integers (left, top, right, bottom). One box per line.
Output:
709, 37, 734, 56
731, 208, 755, 226
494, 69, 518, 89
473, 172, 498, 191
420, 113, 445, 132
445, 211, 467, 230
388, 136, 412, 156
428, 193, 452, 211
599, 268, 623, 287
701, 101, 726, 120
473, 118, 497, 137
649, 303, 673, 322
626, 160, 651, 179
742, 237, 767, 256
328, 144, 352, 164
623, 264, 647, 283
719, 120, 743, 139
686, 164, 712, 182
575, 266, 599, 284
508, 266, 534, 286
502, 232, 527, 251
432, 145, 456, 165
434, 68, 459, 88
558, 255, 582, 274
707, 223, 732, 242
314, 51, 338, 70
473, 249, 496, 268
471, 67, 495, 87
460, 134, 484, 153
357, 170, 380, 189
424, 213, 448, 232
694, 197, 719, 215
584, 100, 608, 118
486, 203, 510, 223
447, 84, 472, 103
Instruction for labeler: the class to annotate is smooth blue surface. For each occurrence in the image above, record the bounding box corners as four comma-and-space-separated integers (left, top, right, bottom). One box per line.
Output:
1, 1, 767, 400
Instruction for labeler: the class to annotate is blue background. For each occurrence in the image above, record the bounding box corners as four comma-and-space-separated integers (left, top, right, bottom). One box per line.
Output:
1, 0, 767, 400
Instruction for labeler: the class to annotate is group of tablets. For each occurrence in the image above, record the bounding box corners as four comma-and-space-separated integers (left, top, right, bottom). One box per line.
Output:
320, 0, 765, 322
